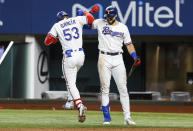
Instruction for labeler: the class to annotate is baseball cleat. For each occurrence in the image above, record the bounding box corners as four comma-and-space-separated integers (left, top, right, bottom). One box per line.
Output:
103, 121, 111, 125
62, 100, 74, 110
78, 104, 87, 123
124, 118, 136, 125
101, 104, 111, 124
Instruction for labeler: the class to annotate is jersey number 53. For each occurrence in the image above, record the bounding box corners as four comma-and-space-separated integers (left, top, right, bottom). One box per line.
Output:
63, 27, 79, 41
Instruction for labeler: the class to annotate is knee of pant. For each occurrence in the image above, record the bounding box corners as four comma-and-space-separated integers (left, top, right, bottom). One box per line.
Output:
117, 81, 127, 89
119, 87, 128, 97
67, 83, 76, 89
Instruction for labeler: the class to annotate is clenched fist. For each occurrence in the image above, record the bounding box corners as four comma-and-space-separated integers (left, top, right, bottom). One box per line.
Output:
90, 4, 100, 13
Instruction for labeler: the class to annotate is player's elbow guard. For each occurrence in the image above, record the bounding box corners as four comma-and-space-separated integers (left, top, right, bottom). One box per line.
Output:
44, 34, 57, 45
83, 12, 94, 24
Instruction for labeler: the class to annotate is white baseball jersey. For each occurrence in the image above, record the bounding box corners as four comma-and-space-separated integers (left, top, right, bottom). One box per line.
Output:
93, 19, 132, 53
94, 19, 133, 120
48, 16, 88, 106
49, 16, 87, 53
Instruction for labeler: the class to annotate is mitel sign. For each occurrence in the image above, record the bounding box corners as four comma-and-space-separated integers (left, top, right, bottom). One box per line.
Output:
0, 0, 190, 34
73, 0, 184, 28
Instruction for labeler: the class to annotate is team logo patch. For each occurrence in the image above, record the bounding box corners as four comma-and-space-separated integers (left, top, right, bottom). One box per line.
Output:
102, 26, 124, 38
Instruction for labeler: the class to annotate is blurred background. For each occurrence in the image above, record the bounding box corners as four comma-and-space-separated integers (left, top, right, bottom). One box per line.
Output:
0, 0, 192, 102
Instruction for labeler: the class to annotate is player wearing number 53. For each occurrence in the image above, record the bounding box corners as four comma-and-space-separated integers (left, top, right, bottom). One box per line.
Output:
44, 5, 99, 123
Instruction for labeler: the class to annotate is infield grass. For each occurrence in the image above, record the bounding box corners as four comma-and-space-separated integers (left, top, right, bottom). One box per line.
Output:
0, 109, 193, 128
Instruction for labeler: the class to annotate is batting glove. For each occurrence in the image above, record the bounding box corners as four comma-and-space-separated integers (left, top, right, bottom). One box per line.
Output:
134, 57, 141, 67
90, 4, 100, 13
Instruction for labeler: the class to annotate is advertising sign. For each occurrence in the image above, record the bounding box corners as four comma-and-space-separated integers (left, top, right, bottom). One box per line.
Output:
0, 0, 192, 35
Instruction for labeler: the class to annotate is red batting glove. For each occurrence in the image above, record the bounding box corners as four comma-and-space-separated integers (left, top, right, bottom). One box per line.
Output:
90, 4, 100, 13
134, 57, 141, 67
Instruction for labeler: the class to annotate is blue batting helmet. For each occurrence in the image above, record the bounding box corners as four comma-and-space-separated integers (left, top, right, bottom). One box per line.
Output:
104, 6, 118, 19
56, 11, 68, 20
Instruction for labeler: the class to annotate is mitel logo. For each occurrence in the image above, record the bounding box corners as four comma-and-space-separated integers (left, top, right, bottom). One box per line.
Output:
72, 0, 184, 28
72, 3, 103, 19
112, 0, 184, 28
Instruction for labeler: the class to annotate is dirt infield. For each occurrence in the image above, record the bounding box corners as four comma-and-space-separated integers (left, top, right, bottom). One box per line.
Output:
0, 128, 193, 131
1, 103, 193, 113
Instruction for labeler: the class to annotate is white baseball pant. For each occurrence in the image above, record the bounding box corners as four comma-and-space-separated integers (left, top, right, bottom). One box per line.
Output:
62, 49, 85, 107
98, 53, 131, 120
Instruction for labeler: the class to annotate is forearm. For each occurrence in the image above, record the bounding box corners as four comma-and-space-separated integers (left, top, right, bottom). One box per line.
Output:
77, 4, 100, 29
126, 43, 141, 66
126, 43, 137, 58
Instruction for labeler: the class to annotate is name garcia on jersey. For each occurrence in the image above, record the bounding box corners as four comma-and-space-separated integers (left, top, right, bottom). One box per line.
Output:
60, 19, 76, 28
102, 26, 124, 38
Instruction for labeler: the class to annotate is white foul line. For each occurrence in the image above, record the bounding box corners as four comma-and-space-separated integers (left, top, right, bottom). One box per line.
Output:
0, 41, 14, 65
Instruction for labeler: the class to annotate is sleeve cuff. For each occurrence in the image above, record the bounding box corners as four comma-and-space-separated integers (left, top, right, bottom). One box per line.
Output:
124, 42, 132, 45
48, 33, 57, 38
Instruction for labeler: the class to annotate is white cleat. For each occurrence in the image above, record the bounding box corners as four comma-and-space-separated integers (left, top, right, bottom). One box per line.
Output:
62, 100, 74, 110
78, 104, 87, 123
103, 121, 110, 125
124, 118, 136, 125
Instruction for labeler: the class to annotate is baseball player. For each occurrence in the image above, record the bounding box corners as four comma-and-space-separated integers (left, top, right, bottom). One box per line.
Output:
62, 5, 100, 110
92, 6, 141, 125
44, 5, 99, 122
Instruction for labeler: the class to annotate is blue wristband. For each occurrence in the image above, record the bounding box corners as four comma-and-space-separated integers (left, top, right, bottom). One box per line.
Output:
131, 52, 137, 59
77, 10, 84, 16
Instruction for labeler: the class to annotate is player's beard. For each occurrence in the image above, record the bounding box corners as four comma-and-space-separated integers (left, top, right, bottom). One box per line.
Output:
107, 18, 116, 25
106, 16, 117, 25
108, 19, 116, 25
